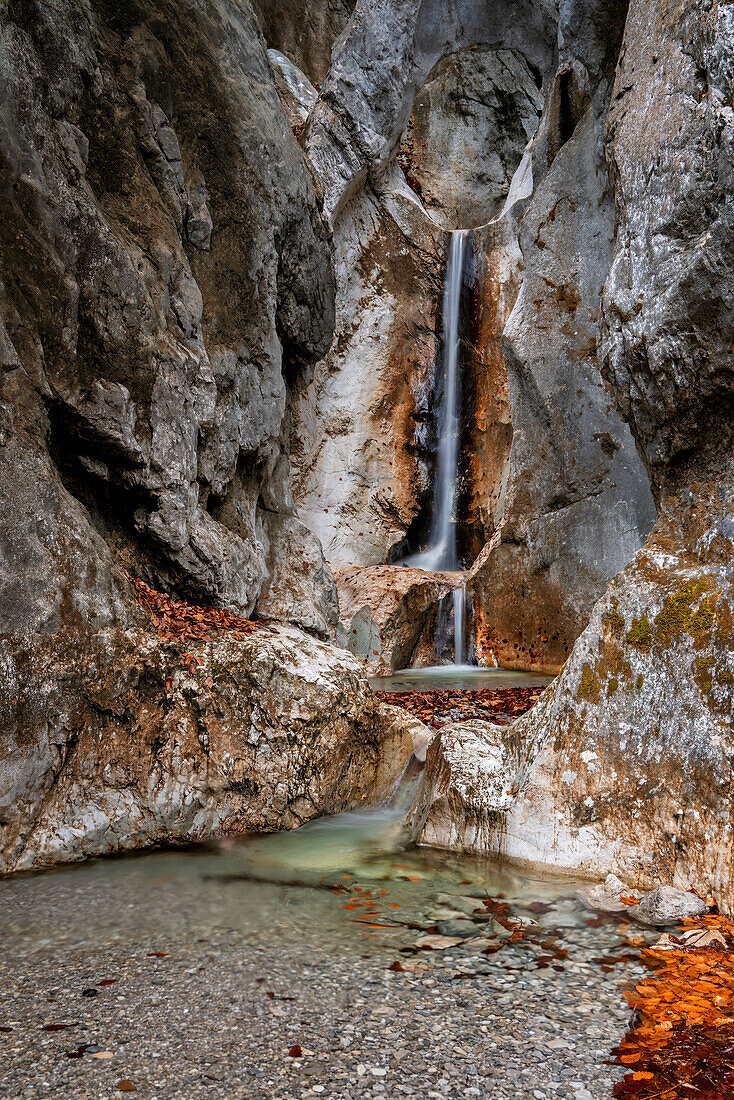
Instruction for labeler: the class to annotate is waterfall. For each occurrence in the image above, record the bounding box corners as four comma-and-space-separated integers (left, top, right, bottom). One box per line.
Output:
453, 585, 465, 666
402, 230, 469, 666
405, 230, 467, 574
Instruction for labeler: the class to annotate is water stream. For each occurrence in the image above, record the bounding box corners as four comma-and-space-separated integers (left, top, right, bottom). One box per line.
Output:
403, 230, 469, 665
0, 791, 643, 967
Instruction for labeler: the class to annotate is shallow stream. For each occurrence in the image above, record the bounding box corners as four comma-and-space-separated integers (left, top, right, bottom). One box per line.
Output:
1, 787, 648, 968
0, 789, 653, 1099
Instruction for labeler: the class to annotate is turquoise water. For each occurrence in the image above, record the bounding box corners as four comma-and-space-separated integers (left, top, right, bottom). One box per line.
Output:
0, 791, 623, 966
370, 666, 554, 692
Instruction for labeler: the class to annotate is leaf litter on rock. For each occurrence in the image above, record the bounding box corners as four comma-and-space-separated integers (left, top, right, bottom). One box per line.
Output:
373, 687, 545, 729
122, 570, 261, 647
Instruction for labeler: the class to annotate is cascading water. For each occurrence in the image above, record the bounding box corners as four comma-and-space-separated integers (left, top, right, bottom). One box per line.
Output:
403, 230, 469, 665
453, 583, 465, 666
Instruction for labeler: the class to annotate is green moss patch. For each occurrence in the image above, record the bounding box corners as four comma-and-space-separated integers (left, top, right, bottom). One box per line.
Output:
694, 656, 714, 693
578, 664, 601, 704
654, 579, 717, 648
626, 615, 653, 652
605, 609, 625, 639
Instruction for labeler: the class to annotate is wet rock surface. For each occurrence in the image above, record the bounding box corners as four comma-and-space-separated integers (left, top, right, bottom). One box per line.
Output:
334, 565, 461, 671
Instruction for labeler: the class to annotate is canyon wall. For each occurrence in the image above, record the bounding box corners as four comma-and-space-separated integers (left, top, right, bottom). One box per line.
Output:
290, 0, 656, 672
0, 0, 422, 870
412, 0, 734, 903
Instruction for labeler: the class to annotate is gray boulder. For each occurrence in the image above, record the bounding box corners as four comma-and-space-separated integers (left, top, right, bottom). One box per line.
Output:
635, 886, 708, 928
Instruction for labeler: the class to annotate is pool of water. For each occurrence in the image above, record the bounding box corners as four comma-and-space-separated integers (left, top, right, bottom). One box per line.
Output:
370, 665, 555, 692
0, 783, 648, 972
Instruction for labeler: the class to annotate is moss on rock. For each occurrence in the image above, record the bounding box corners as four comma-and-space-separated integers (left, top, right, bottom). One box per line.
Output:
654, 578, 716, 647
626, 615, 653, 652
578, 663, 601, 704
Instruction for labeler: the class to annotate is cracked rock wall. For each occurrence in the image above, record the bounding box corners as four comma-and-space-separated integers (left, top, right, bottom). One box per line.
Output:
0, 0, 336, 632
0, 0, 396, 871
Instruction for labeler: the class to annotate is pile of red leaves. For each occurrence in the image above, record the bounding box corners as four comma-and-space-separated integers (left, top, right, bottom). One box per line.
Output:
122, 570, 259, 646
373, 687, 545, 729
613, 914, 734, 1099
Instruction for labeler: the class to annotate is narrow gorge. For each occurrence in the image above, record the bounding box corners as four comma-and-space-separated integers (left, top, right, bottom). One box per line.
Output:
0, 0, 732, 1097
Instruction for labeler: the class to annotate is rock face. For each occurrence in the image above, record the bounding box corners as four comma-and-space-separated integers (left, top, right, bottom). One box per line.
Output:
1, 622, 424, 871
410, 0, 734, 907
290, 0, 559, 575
0, 0, 335, 630
291, 0, 655, 676
0, 0, 388, 873
334, 564, 461, 671
468, 86, 657, 673
253, 0, 355, 85
408, 48, 544, 230
290, 170, 443, 567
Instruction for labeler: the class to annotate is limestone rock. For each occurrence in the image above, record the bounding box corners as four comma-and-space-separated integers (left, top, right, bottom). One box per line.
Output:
406, 720, 518, 854
408, 48, 543, 229
334, 564, 461, 670
1, 621, 419, 872
290, 172, 443, 566
410, 472, 734, 906
268, 49, 319, 127
599, 0, 734, 489
635, 886, 708, 928
256, 514, 339, 641
253, 0, 355, 86
468, 56, 655, 674
0, 0, 335, 628
304, 0, 557, 226
577, 874, 635, 914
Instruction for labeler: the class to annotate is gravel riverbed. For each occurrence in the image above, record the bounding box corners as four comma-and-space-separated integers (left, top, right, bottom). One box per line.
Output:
0, 807, 643, 1100
0, 929, 635, 1100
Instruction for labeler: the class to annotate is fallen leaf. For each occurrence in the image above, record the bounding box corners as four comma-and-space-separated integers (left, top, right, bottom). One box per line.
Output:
115, 1082, 137, 1093
288, 1045, 302, 1058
